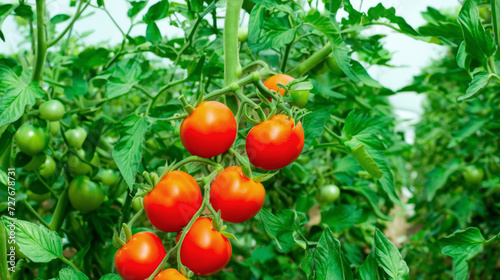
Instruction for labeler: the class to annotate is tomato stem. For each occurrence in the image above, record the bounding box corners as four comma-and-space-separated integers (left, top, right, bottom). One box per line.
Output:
32, 0, 47, 84
170, 156, 219, 171
178, 95, 196, 115
223, 0, 243, 86
0, 221, 8, 280
22, 200, 51, 228
287, 43, 332, 77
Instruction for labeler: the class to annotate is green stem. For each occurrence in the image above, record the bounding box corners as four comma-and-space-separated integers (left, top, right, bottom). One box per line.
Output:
0, 221, 7, 280
281, 43, 292, 73
287, 43, 332, 77
47, 0, 89, 47
32, 0, 47, 84
223, 0, 243, 85
171, 156, 218, 171
492, 0, 500, 48
49, 188, 69, 231
22, 200, 51, 228
34, 171, 59, 198
127, 208, 144, 228
145, 246, 178, 280
59, 256, 79, 271
133, 85, 154, 99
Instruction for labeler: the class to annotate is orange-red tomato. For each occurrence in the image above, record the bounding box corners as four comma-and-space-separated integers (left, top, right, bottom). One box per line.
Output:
143, 171, 202, 232
264, 74, 295, 95
246, 115, 304, 170
210, 166, 265, 223
180, 101, 237, 158
177, 217, 232, 275
114, 232, 166, 280
154, 268, 188, 280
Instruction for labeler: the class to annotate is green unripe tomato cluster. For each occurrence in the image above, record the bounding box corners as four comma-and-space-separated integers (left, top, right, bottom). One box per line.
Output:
100, 169, 119, 186
49, 121, 60, 136
316, 185, 341, 204
68, 175, 105, 212
65, 127, 87, 148
463, 166, 484, 185
67, 149, 99, 175
23, 154, 46, 171
39, 100, 65, 121
15, 125, 49, 156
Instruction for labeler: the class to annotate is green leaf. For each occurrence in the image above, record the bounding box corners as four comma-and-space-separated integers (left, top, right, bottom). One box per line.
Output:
144, 0, 169, 23
2, 217, 62, 263
106, 59, 143, 99
305, 12, 379, 87
70, 243, 90, 269
0, 4, 15, 42
54, 268, 89, 280
259, 209, 297, 253
440, 228, 486, 280
343, 110, 392, 138
425, 160, 462, 201
458, 70, 491, 101
359, 252, 381, 280
456, 42, 472, 71
302, 107, 330, 150
127, 0, 147, 18
457, 0, 496, 66
50, 14, 70, 24
251, 245, 276, 264
100, 275, 122, 280
313, 228, 354, 280
367, 4, 419, 36
112, 115, 148, 189
0, 65, 44, 127
300, 250, 314, 278
321, 204, 362, 233
374, 229, 409, 280
447, 118, 487, 148
146, 22, 162, 44
343, 185, 392, 221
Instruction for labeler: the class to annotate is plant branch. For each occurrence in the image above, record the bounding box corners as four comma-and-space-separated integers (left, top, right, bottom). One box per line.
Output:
223, 0, 243, 85
32, 0, 47, 84
47, 0, 90, 47
287, 43, 332, 77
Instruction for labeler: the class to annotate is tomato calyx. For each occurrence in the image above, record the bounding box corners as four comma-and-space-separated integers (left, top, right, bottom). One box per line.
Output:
229, 148, 253, 179
113, 223, 133, 249
178, 95, 195, 115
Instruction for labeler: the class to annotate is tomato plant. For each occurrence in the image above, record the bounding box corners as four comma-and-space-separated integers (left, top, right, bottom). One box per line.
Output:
1, 0, 499, 279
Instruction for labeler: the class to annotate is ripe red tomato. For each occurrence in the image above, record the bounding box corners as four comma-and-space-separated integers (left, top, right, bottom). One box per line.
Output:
143, 171, 202, 232
177, 217, 232, 275
264, 74, 295, 95
114, 232, 166, 280
180, 101, 237, 158
154, 268, 187, 280
210, 166, 265, 223
246, 115, 304, 170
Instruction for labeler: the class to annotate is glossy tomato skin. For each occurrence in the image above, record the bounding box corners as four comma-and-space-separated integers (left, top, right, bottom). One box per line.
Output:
264, 74, 295, 95
39, 155, 56, 178
290, 90, 310, 108
154, 268, 188, 280
115, 232, 166, 280
246, 115, 304, 170
180, 101, 237, 158
177, 217, 232, 276
68, 175, 104, 212
316, 185, 340, 204
39, 100, 65, 121
210, 166, 265, 223
143, 171, 202, 232
65, 127, 87, 149
15, 125, 49, 156
463, 166, 484, 185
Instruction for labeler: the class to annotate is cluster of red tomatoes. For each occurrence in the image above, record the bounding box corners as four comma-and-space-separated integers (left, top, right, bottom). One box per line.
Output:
114, 75, 306, 279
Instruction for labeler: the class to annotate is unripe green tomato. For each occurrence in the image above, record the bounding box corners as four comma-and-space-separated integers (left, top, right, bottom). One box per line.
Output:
463, 166, 484, 185
68, 175, 105, 212
23, 153, 46, 171
316, 185, 340, 204
65, 127, 87, 149
131, 95, 141, 105
39, 100, 65, 121
67, 149, 99, 175
15, 125, 49, 156
100, 169, 119, 186
236, 63, 243, 78
39, 156, 56, 178
132, 197, 143, 212
238, 27, 248, 42
290, 90, 309, 108
49, 121, 60, 136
